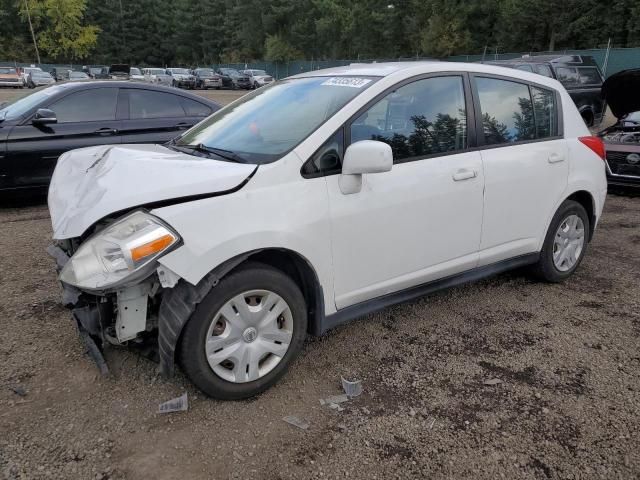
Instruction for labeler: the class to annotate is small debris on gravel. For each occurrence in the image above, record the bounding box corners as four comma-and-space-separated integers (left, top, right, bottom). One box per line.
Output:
158, 393, 188, 413
9, 385, 27, 397
483, 378, 503, 386
283, 415, 310, 430
341, 376, 363, 397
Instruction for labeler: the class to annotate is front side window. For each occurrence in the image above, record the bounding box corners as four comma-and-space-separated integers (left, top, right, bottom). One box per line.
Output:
177, 76, 377, 164
302, 129, 344, 176
49, 88, 118, 123
516, 64, 534, 72
476, 77, 535, 145
350, 76, 467, 163
128, 89, 185, 119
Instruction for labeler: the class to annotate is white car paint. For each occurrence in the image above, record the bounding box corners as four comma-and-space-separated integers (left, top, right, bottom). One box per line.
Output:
48, 144, 255, 239
49, 61, 607, 318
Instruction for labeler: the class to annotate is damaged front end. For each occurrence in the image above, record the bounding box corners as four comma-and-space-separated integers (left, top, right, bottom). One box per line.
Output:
48, 210, 183, 375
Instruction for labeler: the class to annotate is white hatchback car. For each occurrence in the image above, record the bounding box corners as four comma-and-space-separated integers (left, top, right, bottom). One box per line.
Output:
48, 62, 607, 399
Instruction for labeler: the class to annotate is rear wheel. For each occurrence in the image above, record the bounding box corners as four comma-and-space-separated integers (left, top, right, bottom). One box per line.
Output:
179, 263, 307, 400
533, 200, 589, 282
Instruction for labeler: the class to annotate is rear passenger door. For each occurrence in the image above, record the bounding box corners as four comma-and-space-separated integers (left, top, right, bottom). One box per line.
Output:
119, 89, 213, 144
471, 75, 569, 265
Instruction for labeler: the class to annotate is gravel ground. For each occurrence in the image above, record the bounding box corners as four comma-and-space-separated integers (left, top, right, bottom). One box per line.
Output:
1, 86, 639, 479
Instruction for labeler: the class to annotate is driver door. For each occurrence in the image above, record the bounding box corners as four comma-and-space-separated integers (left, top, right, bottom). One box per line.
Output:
325, 74, 485, 309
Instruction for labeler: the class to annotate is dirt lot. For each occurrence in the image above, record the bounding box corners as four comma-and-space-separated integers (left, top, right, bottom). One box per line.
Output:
1, 86, 640, 479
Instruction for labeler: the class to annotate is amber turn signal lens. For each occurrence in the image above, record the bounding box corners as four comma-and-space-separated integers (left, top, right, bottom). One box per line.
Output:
130, 234, 175, 262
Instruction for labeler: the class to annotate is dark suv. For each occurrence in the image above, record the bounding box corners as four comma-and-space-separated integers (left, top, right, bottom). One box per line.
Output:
485, 55, 606, 127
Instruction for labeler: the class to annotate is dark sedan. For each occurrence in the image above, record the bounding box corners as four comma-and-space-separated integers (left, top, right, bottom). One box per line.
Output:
216, 68, 251, 90
0, 81, 220, 194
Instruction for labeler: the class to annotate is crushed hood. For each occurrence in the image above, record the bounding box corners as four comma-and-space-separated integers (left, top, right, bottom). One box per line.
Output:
48, 144, 256, 239
601, 69, 640, 119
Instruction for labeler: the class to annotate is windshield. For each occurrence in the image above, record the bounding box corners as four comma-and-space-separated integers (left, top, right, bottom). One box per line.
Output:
197, 69, 214, 76
176, 76, 377, 164
130, 67, 141, 75
70, 72, 88, 79
251, 70, 267, 76
171, 68, 190, 74
0, 85, 63, 120
149, 69, 165, 75
0, 67, 17, 75
33, 72, 52, 78
89, 67, 102, 74
220, 68, 239, 76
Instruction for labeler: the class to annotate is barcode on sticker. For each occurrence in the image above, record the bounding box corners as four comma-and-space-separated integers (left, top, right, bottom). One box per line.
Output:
321, 77, 372, 88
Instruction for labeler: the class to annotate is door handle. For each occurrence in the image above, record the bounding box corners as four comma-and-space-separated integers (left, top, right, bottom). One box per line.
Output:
548, 153, 565, 164
94, 127, 118, 135
452, 169, 477, 182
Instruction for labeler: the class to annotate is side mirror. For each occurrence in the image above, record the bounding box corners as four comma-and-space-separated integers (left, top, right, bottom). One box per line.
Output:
339, 140, 392, 194
32, 108, 57, 125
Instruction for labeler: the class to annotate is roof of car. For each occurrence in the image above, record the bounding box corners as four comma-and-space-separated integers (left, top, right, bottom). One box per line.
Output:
45, 80, 220, 107
486, 55, 599, 66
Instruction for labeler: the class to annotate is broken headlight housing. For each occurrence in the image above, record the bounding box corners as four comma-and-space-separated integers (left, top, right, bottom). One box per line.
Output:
59, 211, 180, 291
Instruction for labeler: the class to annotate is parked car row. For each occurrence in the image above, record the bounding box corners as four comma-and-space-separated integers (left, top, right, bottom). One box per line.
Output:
1, 64, 276, 91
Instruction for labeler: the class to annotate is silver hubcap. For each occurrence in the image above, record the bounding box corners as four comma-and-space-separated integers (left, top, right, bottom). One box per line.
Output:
553, 214, 585, 272
204, 290, 293, 383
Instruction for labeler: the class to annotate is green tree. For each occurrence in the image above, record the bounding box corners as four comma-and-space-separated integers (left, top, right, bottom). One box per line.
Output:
20, 0, 99, 60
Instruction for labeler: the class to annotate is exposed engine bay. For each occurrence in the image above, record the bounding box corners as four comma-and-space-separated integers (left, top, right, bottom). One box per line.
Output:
602, 130, 640, 144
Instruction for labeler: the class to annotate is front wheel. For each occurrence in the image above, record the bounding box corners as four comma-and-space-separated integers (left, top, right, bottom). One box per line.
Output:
179, 263, 307, 400
532, 200, 589, 282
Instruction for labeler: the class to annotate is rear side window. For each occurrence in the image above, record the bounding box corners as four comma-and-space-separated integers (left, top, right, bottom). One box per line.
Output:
180, 97, 212, 117
577, 67, 602, 85
535, 65, 554, 78
531, 86, 558, 138
476, 77, 535, 145
350, 76, 467, 163
49, 88, 118, 123
128, 90, 185, 119
555, 67, 580, 86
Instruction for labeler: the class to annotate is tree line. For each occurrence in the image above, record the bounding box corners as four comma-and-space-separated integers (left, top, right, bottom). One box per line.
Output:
1, 0, 639, 66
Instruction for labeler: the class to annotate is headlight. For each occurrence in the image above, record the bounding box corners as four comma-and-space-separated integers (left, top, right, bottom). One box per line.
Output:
59, 211, 180, 291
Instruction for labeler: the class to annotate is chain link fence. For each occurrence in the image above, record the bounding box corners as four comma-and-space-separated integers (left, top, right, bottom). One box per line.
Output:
2, 47, 639, 80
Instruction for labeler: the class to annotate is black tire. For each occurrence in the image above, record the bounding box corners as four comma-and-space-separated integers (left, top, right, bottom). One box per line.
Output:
179, 263, 307, 400
532, 200, 590, 283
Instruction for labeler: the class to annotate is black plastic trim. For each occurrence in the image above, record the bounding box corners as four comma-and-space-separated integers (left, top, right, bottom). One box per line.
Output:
318, 253, 540, 334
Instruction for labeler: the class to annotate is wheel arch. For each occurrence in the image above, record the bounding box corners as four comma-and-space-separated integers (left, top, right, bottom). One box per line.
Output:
157, 248, 325, 377
565, 190, 596, 241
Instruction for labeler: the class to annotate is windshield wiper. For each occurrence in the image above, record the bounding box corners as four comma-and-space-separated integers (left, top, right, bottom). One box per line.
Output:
184, 144, 247, 163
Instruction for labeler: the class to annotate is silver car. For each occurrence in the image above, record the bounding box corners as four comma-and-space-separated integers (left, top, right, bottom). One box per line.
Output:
27, 70, 55, 88
143, 68, 172, 86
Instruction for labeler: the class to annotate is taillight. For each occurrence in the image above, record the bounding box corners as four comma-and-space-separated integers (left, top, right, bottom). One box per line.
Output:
578, 136, 605, 160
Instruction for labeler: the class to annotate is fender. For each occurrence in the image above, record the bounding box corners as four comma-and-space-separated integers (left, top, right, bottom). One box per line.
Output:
157, 248, 325, 376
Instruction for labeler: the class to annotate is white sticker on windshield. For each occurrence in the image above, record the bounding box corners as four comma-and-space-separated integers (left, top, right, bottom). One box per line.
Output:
321, 77, 372, 88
